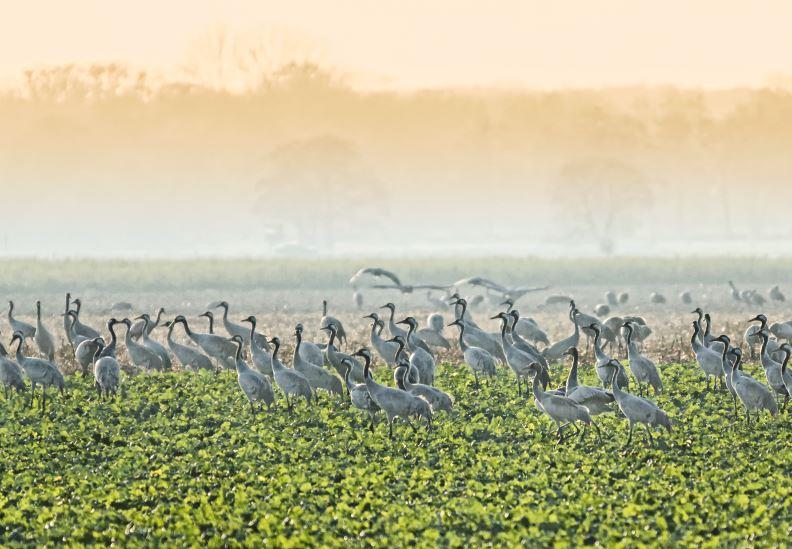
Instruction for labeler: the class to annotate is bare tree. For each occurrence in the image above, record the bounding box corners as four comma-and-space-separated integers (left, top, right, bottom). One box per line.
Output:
558, 158, 651, 254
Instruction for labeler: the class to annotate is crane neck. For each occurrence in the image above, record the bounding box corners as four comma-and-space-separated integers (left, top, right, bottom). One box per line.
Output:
566, 353, 579, 393
456, 324, 468, 352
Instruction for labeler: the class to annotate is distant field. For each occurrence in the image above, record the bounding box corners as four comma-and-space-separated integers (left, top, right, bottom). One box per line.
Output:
2, 256, 792, 291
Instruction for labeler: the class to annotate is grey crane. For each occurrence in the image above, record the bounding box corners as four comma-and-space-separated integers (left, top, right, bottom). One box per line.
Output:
34, 301, 56, 362
397, 362, 453, 414
769, 285, 785, 302
69, 299, 101, 339
388, 336, 419, 384
11, 331, 64, 411
164, 320, 214, 372
178, 314, 236, 370
322, 324, 364, 384
451, 298, 507, 363
129, 307, 165, 339
562, 347, 615, 415
358, 348, 432, 438
75, 336, 105, 376
293, 324, 343, 398
320, 300, 347, 347
93, 341, 121, 400
542, 308, 580, 363
396, 317, 435, 384
755, 331, 791, 407
269, 337, 312, 410
624, 323, 662, 395
779, 344, 792, 410
120, 318, 163, 371
229, 335, 275, 413
380, 303, 407, 339
342, 356, 379, 432
416, 313, 451, 350
492, 312, 538, 396
604, 359, 672, 449
713, 339, 778, 424
690, 321, 725, 390
0, 335, 25, 398
591, 323, 629, 389
363, 313, 399, 366
240, 316, 273, 377
8, 301, 35, 340
529, 362, 601, 445
135, 315, 172, 370
448, 319, 495, 387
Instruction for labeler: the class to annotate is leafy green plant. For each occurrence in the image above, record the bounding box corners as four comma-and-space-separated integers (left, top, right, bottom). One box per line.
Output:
0, 361, 789, 546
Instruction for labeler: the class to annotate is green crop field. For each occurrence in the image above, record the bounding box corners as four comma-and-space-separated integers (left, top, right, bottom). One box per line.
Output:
1, 360, 789, 547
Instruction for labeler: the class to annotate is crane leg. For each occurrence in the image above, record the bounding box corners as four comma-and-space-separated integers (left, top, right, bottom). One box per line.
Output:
41, 388, 46, 413
388, 418, 394, 439
591, 421, 603, 444
369, 414, 375, 432
249, 400, 256, 415
623, 423, 634, 451
644, 425, 654, 446
29, 382, 35, 408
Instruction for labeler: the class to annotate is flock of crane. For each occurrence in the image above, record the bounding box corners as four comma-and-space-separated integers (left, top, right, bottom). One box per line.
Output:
1, 281, 790, 448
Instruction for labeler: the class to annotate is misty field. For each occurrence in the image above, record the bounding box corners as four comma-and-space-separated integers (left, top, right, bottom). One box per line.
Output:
1, 258, 791, 545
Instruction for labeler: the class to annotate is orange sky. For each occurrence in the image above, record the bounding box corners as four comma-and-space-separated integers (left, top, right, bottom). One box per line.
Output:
2, 0, 792, 89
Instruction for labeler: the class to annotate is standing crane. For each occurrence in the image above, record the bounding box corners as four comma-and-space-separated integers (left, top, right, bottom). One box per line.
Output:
268, 337, 312, 410
356, 348, 432, 438
447, 319, 495, 387
229, 335, 274, 414
603, 359, 672, 449
8, 301, 35, 340
11, 331, 64, 411
34, 301, 56, 362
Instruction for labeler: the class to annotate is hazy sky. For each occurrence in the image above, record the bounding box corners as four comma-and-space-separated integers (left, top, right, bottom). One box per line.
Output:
2, 0, 792, 89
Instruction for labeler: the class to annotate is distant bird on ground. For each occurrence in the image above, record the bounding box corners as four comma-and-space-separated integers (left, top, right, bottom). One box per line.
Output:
594, 304, 611, 317
604, 359, 671, 449
605, 291, 618, 307
650, 292, 666, 304
618, 292, 629, 305
34, 300, 56, 362
728, 281, 742, 303
230, 335, 274, 414
679, 291, 692, 304
8, 301, 35, 340
545, 294, 574, 306
416, 313, 451, 350
769, 285, 785, 302
353, 291, 364, 309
